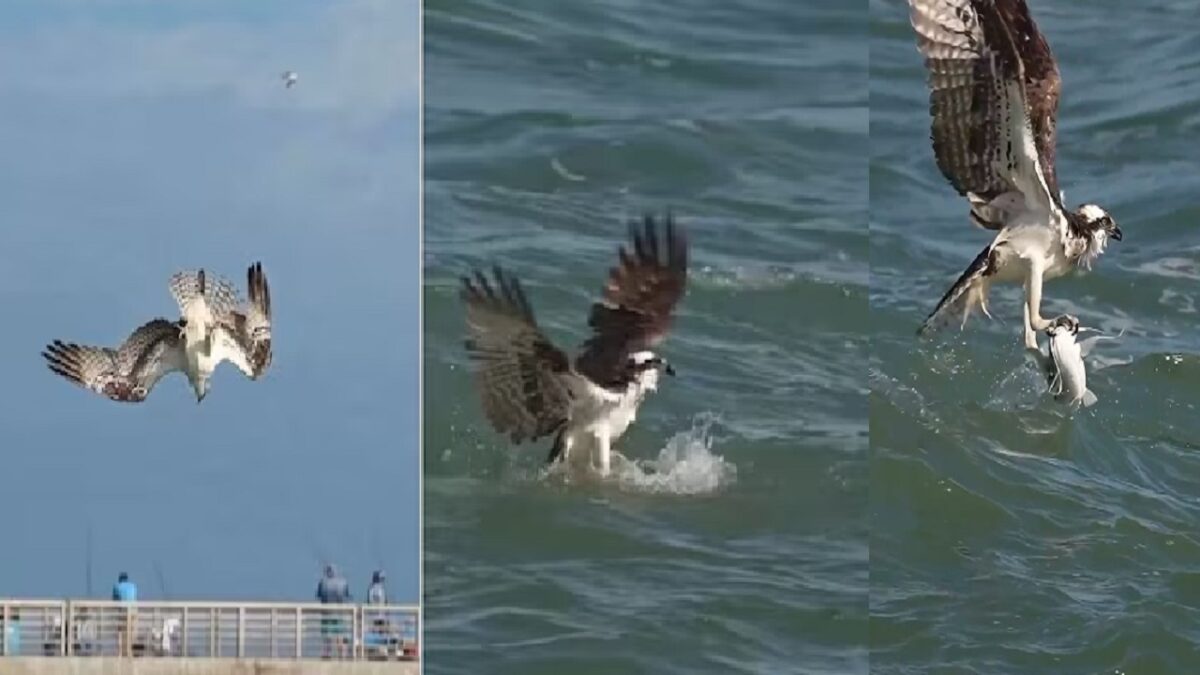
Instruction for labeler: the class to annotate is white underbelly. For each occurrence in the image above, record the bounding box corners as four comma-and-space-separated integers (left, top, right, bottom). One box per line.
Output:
571, 394, 640, 440
562, 385, 644, 468
186, 341, 219, 378
994, 224, 1071, 282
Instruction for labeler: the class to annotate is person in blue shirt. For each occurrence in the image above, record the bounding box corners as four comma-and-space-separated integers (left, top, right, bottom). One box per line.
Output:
112, 572, 137, 602
111, 572, 137, 656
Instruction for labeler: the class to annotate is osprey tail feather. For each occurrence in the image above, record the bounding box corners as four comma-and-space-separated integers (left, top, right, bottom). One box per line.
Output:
919, 244, 996, 336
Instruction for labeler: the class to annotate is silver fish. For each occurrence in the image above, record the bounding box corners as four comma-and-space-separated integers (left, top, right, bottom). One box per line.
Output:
1039, 316, 1120, 408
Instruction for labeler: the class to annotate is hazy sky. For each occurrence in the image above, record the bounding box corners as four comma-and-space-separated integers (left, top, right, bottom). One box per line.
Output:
0, 0, 420, 602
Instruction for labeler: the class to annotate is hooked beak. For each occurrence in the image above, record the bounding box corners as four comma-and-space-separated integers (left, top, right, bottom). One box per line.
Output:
1111, 226, 1123, 241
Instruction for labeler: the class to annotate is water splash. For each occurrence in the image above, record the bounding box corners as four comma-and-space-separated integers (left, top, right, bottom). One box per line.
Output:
612, 414, 736, 495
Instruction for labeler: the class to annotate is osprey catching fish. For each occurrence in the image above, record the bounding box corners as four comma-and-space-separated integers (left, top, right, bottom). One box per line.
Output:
908, 0, 1122, 350
461, 214, 688, 476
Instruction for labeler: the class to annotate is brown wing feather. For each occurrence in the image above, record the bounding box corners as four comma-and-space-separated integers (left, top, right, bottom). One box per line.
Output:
42, 319, 184, 403
212, 262, 272, 380
909, 0, 1063, 212
994, 0, 1062, 203
575, 213, 688, 389
462, 267, 572, 444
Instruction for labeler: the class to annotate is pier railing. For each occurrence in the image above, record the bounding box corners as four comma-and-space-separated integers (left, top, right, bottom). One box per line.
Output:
0, 599, 418, 661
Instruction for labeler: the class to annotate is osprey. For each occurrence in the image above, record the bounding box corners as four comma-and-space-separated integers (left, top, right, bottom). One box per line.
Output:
282, 71, 298, 88
908, 0, 1122, 350
42, 262, 273, 403
461, 214, 688, 477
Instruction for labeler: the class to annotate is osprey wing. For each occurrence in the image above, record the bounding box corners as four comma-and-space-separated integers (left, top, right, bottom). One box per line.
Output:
575, 214, 688, 389
909, 0, 1062, 222
43, 318, 185, 403
169, 268, 241, 327
212, 262, 273, 380
462, 267, 573, 444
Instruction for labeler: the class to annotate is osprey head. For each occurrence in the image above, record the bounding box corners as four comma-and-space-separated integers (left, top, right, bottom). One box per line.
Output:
189, 374, 210, 403
628, 350, 674, 391
1071, 204, 1121, 269
1077, 204, 1121, 240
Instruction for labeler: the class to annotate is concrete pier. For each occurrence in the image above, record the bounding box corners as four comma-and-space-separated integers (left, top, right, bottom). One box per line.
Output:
0, 657, 418, 674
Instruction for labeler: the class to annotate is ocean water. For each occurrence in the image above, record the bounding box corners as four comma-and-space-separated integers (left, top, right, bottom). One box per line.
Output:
423, 1, 868, 672
871, 0, 1200, 672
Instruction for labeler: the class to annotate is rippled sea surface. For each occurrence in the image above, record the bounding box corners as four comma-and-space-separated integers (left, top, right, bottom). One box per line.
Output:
424, 1, 867, 672
871, 0, 1200, 672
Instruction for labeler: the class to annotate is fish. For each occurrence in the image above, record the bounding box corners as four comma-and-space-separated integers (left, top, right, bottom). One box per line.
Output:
1037, 316, 1121, 409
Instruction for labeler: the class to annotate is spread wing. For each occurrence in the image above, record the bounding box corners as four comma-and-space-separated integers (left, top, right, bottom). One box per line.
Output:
574, 214, 688, 389
211, 262, 273, 380
169, 268, 240, 328
462, 267, 572, 444
42, 318, 185, 403
909, 0, 1063, 223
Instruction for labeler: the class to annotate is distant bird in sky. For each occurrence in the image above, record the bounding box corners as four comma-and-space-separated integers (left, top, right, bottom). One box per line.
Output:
43, 262, 273, 403
282, 71, 298, 88
908, 0, 1122, 350
461, 215, 688, 476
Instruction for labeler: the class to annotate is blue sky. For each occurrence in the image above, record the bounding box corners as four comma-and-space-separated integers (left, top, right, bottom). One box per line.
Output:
0, 0, 420, 602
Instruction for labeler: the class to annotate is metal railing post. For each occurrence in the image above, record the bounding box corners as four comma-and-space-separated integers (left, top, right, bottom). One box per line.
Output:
209, 607, 217, 657
350, 606, 356, 658
2, 601, 8, 656
294, 606, 302, 659
59, 601, 67, 656
237, 606, 245, 658
182, 606, 189, 657
64, 600, 72, 657
270, 607, 276, 658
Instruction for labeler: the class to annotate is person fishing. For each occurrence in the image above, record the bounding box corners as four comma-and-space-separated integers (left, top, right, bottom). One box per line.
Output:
111, 573, 137, 656
367, 570, 387, 605
315, 565, 351, 658
363, 569, 395, 658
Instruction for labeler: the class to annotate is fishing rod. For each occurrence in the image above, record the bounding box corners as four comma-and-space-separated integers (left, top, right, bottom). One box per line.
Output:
85, 523, 94, 598
154, 562, 170, 601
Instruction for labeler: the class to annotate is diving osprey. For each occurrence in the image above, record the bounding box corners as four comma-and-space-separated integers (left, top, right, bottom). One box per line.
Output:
461, 214, 688, 476
42, 262, 273, 403
909, 0, 1122, 350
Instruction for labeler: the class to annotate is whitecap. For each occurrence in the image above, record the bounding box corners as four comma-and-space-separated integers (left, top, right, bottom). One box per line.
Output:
550, 157, 586, 182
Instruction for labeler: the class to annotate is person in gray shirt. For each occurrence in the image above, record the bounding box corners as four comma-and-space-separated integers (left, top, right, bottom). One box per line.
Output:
367, 570, 387, 605
316, 565, 350, 604
315, 565, 350, 658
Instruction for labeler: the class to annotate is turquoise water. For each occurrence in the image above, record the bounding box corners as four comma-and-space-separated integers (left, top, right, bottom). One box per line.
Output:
871, 0, 1200, 672
424, 1, 867, 672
